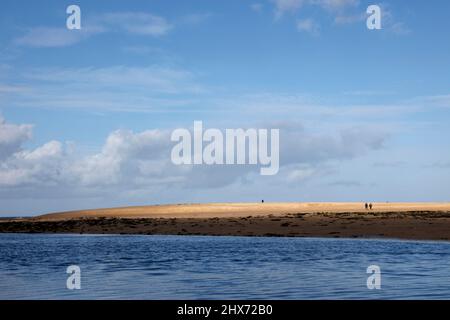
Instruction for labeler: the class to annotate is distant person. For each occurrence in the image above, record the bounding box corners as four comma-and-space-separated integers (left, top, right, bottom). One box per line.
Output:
369, 203, 373, 210
261, 200, 264, 203
365, 203, 368, 210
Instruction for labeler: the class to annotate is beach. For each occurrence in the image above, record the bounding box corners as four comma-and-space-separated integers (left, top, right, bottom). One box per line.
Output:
1, 202, 450, 241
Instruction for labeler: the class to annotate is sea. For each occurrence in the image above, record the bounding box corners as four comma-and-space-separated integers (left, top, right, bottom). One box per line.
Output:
0, 234, 449, 299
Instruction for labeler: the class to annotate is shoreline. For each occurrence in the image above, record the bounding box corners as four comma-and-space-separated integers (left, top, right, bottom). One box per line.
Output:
2, 231, 448, 244
2, 204, 450, 241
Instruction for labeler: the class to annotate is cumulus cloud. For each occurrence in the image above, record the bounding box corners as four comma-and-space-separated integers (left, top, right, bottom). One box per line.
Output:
70, 129, 171, 186
0, 140, 64, 187
0, 117, 388, 198
0, 116, 33, 160
279, 123, 386, 166
0, 119, 187, 194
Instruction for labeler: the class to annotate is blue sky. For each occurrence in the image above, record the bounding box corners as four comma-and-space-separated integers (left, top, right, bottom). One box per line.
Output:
0, 0, 450, 215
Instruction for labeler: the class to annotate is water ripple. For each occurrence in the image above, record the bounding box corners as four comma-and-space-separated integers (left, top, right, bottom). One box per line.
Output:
1, 234, 450, 299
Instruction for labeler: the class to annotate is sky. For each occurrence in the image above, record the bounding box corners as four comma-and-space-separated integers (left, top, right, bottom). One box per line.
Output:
0, 0, 450, 216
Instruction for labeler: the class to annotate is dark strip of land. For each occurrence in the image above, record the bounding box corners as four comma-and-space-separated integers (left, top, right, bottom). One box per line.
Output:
2, 211, 450, 241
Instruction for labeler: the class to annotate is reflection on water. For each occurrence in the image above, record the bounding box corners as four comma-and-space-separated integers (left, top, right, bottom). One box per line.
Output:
0, 234, 450, 299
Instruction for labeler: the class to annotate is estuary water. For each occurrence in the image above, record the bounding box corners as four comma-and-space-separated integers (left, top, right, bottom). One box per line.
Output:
0, 234, 450, 299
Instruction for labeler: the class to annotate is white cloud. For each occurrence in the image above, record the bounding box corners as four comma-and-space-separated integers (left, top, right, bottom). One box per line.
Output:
250, 3, 264, 13
70, 129, 170, 186
15, 12, 172, 48
25, 66, 198, 94
279, 123, 387, 166
296, 18, 320, 35
99, 12, 172, 36
286, 167, 316, 182
21, 140, 63, 161
0, 124, 173, 189
272, 0, 305, 19
0, 116, 388, 195
14, 26, 104, 48
5, 65, 205, 112
390, 22, 411, 35
330, 2, 410, 34
270, 0, 409, 36
272, 0, 358, 19
0, 140, 64, 187
313, 0, 359, 12
0, 116, 33, 160
377, 4, 411, 35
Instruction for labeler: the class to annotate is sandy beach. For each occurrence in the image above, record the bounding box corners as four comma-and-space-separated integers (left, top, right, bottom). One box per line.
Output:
1, 202, 450, 241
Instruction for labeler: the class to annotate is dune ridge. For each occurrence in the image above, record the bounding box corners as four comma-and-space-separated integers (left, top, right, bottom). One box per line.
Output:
35, 202, 450, 220
2, 202, 450, 241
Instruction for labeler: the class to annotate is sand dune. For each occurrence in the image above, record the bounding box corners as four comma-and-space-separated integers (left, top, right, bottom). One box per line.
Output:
36, 202, 450, 220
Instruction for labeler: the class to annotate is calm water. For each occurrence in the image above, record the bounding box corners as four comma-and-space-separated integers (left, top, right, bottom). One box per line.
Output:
1, 234, 450, 299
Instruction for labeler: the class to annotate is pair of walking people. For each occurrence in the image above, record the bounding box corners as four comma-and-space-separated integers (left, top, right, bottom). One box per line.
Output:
365, 203, 373, 210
